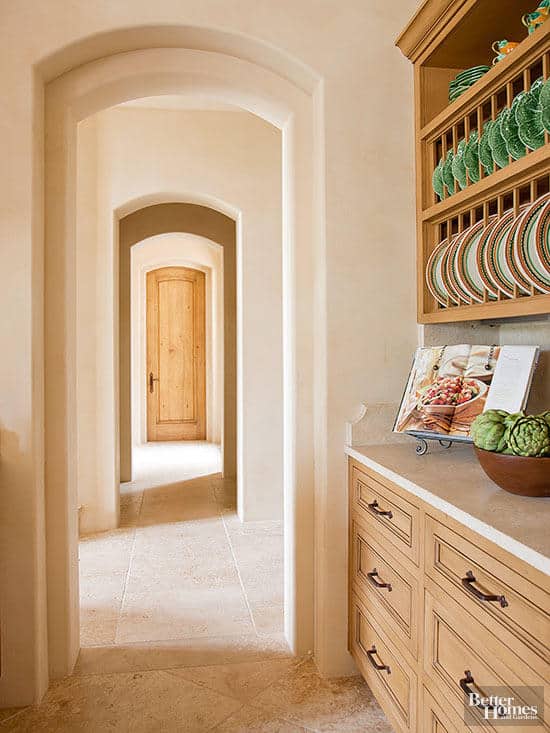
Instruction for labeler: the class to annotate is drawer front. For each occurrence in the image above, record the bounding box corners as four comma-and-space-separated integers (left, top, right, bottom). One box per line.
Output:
351, 513, 418, 658
425, 515, 550, 680
350, 591, 417, 733
424, 589, 549, 731
352, 465, 419, 565
421, 686, 466, 733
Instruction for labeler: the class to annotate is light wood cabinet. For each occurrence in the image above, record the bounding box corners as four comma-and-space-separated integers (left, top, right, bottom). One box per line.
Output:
348, 458, 550, 732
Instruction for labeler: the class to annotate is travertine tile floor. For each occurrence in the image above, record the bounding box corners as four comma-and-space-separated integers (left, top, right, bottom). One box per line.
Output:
1, 443, 392, 732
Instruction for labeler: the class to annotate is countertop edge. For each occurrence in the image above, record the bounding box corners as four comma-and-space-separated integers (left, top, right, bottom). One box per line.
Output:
345, 445, 550, 577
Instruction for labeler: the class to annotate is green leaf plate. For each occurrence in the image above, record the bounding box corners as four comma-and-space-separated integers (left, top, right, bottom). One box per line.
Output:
488, 110, 510, 168
451, 139, 468, 189
540, 77, 550, 134
479, 121, 495, 175
432, 158, 445, 200
500, 97, 527, 160
516, 78, 545, 150
464, 130, 480, 183
442, 150, 456, 194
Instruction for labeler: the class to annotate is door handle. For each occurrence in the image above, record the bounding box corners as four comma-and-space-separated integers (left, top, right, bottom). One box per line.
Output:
149, 372, 159, 393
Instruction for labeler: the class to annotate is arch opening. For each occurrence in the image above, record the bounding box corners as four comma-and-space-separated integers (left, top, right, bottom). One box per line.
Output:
118, 203, 237, 485
38, 39, 323, 698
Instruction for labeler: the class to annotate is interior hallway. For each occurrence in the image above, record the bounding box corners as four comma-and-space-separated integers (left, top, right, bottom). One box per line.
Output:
81, 441, 284, 646
0, 443, 392, 732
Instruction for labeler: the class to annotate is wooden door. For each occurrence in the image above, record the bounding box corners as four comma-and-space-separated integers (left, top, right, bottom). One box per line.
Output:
146, 266, 206, 441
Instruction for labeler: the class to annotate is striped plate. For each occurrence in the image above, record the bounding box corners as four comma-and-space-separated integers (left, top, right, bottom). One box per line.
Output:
506, 206, 536, 295
455, 218, 496, 302
517, 195, 550, 293
476, 217, 501, 299
426, 238, 452, 307
445, 228, 473, 303
483, 209, 518, 297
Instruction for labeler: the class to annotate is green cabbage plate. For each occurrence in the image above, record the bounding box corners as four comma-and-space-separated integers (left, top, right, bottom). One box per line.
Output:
479, 121, 495, 175
464, 130, 480, 183
488, 110, 510, 169
500, 98, 527, 160
515, 78, 545, 150
432, 158, 445, 200
442, 150, 456, 193
451, 139, 468, 189
539, 76, 550, 134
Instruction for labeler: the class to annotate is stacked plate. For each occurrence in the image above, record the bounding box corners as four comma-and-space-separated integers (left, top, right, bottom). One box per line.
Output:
449, 66, 490, 102
426, 194, 550, 307
434, 76, 550, 201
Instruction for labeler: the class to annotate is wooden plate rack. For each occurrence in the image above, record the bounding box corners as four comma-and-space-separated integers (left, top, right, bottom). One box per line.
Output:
397, 0, 550, 323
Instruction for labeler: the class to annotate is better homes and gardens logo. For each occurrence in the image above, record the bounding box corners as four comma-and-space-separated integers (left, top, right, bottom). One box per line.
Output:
461, 676, 544, 726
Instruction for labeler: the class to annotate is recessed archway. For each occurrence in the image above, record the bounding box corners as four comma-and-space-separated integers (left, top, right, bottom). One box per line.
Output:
118, 202, 237, 485
42, 41, 321, 691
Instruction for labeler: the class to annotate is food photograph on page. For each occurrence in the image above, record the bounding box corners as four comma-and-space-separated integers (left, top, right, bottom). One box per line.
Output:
394, 344, 501, 438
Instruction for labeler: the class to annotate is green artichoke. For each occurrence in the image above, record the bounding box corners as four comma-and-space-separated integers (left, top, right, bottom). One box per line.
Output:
504, 411, 525, 428
470, 410, 509, 451
536, 410, 550, 427
508, 417, 550, 457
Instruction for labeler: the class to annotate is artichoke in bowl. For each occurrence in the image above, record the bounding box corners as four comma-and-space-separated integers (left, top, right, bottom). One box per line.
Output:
470, 410, 509, 452
508, 416, 550, 457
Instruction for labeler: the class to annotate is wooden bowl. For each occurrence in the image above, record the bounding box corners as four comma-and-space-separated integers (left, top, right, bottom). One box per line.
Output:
474, 447, 550, 497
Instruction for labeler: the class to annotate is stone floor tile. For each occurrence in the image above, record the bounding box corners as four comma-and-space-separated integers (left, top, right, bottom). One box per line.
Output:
212, 703, 311, 732
252, 659, 393, 732
1, 670, 241, 732
169, 657, 298, 703
74, 634, 293, 676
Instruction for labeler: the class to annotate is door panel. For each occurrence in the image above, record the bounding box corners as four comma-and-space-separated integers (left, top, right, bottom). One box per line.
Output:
147, 266, 206, 441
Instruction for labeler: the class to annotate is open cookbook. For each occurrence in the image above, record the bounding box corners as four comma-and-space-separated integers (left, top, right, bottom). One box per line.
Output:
393, 344, 539, 440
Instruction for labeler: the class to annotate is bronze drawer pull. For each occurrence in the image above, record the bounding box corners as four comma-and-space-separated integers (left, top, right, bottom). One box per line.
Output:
459, 670, 496, 711
461, 570, 508, 608
366, 645, 391, 674
367, 500, 393, 519
367, 568, 392, 592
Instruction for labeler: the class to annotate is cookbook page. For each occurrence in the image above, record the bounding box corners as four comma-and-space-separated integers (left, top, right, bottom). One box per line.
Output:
448, 345, 500, 437
394, 345, 471, 435
483, 345, 539, 413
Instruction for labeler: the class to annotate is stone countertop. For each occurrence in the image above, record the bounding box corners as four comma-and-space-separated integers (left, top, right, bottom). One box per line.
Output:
345, 442, 550, 576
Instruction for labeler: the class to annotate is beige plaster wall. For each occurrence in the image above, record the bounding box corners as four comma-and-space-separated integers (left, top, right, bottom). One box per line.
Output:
0, 0, 419, 706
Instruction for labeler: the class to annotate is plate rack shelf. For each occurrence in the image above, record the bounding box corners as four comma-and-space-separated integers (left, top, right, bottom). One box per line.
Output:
397, 0, 550, 323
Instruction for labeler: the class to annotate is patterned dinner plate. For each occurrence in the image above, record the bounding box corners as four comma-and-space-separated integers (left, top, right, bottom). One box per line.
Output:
426, 238, 451, 306
455, 219, 495, 302
522, 196, 550, 293
441, 235, 462, 304
476, 217, 501, 299
505, 208, 533, 295
483, 209, 518, 297
445, 228, 474, 303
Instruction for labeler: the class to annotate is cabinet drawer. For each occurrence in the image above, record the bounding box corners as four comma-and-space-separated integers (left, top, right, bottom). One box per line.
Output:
421, 686, 468, 733
424, 589, 548, 731
350, 591, 417, 733
351, 465, 419, 565
425, 515, 550, 681
351, 513, 418, 658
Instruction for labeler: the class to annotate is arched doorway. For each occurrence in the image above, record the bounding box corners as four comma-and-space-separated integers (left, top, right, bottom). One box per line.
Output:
118, 202, 237, 485
42, 42, 321, 688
